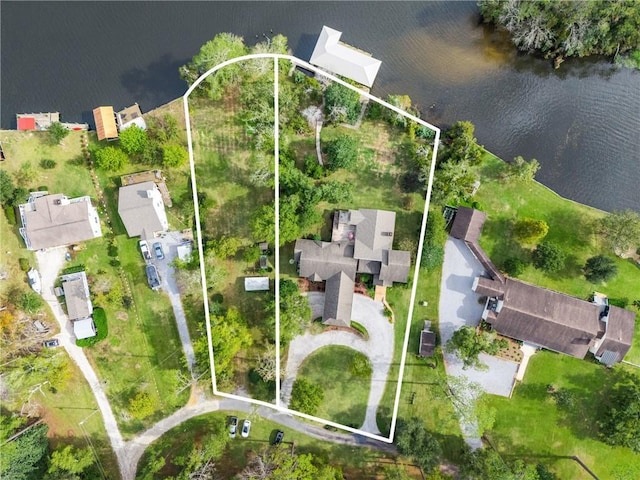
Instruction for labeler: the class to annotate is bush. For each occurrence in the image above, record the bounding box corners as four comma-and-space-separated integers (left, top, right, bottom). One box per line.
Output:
584, 254, 618, 283
19, 258, 30, 272
350, 353, 372, 378
303, 155, 325, 179
61, 264, 85, 275
532, 242, 565, 273
350, 321, 369, 339
39, 159, 56, 169
325, 135, 359, 171
513, 217, 549, 244
48, 122, 69, 145
76, 307, 108, 347
95, 146, 128, 171
4, 205, 17, 225
289, 378, 323, 415
503, 257, 525, 277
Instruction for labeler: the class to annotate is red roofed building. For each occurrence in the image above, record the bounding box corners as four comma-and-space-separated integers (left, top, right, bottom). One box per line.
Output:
17, 116, 36, 131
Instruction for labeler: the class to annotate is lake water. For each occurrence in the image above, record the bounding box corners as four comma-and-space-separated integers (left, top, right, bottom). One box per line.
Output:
2, 1, 639, 212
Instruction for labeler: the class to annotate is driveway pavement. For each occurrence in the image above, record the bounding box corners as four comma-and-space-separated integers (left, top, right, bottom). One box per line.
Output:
281, 293, 393, 435
439, 238, 519, 447
150, 231, 195, 373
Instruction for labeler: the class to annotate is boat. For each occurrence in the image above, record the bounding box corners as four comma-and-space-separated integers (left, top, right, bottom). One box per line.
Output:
27, 268, 42, 294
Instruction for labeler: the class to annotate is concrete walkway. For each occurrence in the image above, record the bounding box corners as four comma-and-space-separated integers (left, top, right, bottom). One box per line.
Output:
36, 248, 126, 470
281, 293, 393, 435
439, 238, 519, 448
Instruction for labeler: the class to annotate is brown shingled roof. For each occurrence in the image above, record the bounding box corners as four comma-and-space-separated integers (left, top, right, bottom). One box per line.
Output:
450, 207, 486, 244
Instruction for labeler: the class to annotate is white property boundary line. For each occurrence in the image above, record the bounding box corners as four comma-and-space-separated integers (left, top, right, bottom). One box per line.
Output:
183, 53, 440, 444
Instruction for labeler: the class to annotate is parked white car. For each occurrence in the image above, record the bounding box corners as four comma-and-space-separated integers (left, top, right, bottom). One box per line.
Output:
241, 419, 251, 438
139, 240, 151, 261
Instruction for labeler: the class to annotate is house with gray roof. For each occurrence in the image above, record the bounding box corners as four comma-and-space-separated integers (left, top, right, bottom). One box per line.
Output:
451, 207, 635, 365
61, 271, 93, 321
294, 209, 411, 327
18, 191, 102, 250
118, 181, 168, 238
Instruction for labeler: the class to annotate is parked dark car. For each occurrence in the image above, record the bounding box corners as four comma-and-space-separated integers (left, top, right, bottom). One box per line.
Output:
229, 416, 238, 438
146, 264, 161, 290
273, 430, 284, 445
43, 339, 59, 348
153, 242, 165, 260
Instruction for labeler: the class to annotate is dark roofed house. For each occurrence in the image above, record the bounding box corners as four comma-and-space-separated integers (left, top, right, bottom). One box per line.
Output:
460, 207, 635, 365
295, 208, 411, 328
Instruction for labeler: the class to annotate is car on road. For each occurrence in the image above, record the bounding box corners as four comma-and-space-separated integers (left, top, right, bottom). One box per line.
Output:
229, 416, 238, 438
153, 242, 164, 260
272, 430, 284, 445
146, 264, 161, 290
43, 339, 59, 348
241, 419, 251, 438
139, 240, 151, 261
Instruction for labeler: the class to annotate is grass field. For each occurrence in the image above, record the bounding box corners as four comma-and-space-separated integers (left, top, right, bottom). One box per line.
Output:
296, 346, 371, 428
474, 152, 640, 364
486, 352, 640, 480
137, 410, 398, 480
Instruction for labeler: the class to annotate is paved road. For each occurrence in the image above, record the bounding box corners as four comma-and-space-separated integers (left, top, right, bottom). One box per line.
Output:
282, 293, 393, 435
439, 238, 519, 448
153, 231, 195, 373
36, 248, 127, 470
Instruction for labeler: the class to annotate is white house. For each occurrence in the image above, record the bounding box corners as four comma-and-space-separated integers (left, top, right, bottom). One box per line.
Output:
118, 181, 169, 238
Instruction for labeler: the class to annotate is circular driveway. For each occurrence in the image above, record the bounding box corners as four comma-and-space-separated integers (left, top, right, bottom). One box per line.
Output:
281, 293, 393, 435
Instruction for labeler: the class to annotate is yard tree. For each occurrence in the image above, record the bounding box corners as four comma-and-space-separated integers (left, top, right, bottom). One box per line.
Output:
47, 122, 69, 145
46, 445, 95, 478
598, 380, 640, 452
172, 419, 229, 479
19, 291, 44, 314
513, 217, 549, 244
94, 146, 128, 171
385, 94, 413, 128
395, 418, 442, 472
431, 159, 478, 205
584, 255, 618, 283
208, 235, 242, 259
532, 241, 566, 273
238, 445, 341, 480
507, 156, 540, 183
256, 345, 278, 382
118, 125, 147, 155
266, 279, 311, 344
179, 32, 248, 99
319, 180, 353, 204
325, 135, 359, 171
0, 423, 49, 479
14, 161, 38, 187
460, 449, 543, 480
503, 257, 526, 277
252, 204, 276, 245
290, 378, 323, 415
0, 170, 15, 204
128, 390, 156, 420
446, 325, 508, 370
162, 143, 188, 168
442, 120, 483, 166
324, 82, 361, 124
599, 210, 640, 255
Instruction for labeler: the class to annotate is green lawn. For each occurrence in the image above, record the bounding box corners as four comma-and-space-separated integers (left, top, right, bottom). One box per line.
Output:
296, 346, 371, 428
486, 352, 640, 480
137, 409, 394, 479
473, 152, 640, 363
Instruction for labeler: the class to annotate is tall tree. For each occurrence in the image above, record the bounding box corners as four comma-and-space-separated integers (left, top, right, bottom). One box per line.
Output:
532, 241, 565, 273
446, 325, 508, 370
598, 380, 640, 452
599, 210, 640, 255
324, 83, 361, 124
118, 125, 148, 155
290, 378, 323, 415
46, 445, 95, 479
0, 169, 16, 205
584, 255, 618, 283
0, 423, 49, 480
395, 418, 442, 472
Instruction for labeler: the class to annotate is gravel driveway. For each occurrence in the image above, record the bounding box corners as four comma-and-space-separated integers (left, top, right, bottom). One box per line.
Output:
281, 293, 393, 435
439, 238, 519, 446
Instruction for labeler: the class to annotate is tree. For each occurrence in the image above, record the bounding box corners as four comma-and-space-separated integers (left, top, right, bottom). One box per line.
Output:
598, 381, 640, 452
584, 255, 618, 283
94, 146, 128, 171
179, 32, 248, 99
421, 207, 447, 271
162, 143, 188, 168
446, 325, 508, 370
266, 279, 311, 344
19, 291, 44, 314
207, 235, 242, 259
128, 390, 156, 420
600, 210, 640, 255
460, 448, 544, 480
14, 161, 38, 187
290, 378, 323, 415
0, 423, 49, 480
325, 135, 359, 171
395, 418, 442, 472
532, 241, 565, 273
385, 94, 413, 128
513, 217, 549, 244
431, 159, 479, 205
507, 156, 540, 182
46, 445, 95, 478
324, 82, 361, 124
47, 122, 69, 145
0, 169, 15, 205
503, 257, 526, 277
442, 121, 482, 166
118, 125, 148, 155
238, 446, 340, 480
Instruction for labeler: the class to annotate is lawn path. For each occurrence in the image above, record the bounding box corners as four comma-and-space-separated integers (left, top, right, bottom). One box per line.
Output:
281, 293, 393, 435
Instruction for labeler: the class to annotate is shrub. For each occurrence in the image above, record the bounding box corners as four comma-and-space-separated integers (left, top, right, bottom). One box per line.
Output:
19, 258, 30, 272
350, 321, 369, 339
503, 257, 525, 277
76, 307, 108, 347
532, 242, 565, 273
4, 205, 17, 225
39, 159, 56, 169
584, 254, 618, 283
162, 143, 188, 168
350, 353, 372, 378
95, 146, 128, 171
290, 378, 323, 415
303, 155, 325, 179
119, 125, 148, 155
325, 135, 359, 171
513, 217, 549, 244
47, 122, 69, 145
61, 264, 85, 275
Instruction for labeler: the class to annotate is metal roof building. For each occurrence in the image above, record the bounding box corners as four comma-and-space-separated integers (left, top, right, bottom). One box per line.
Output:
309, 26, 382, 88
93, 106, 118, 141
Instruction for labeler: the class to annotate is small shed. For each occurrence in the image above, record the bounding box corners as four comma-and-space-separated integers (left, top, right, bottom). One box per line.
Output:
73, 318, 96, 340
177, 242, 193, 262
244, 277, 269, 292
419, 321, 436, 358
